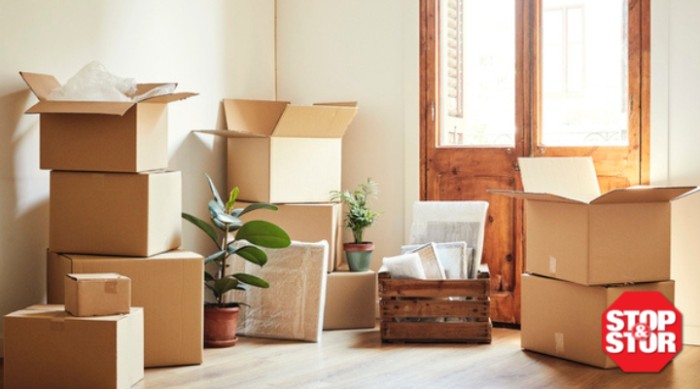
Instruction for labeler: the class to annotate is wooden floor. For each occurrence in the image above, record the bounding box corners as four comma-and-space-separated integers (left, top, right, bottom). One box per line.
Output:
2, 326, 699, 388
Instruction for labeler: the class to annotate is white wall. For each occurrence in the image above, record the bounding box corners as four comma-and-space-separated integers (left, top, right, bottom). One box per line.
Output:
0, 0, 275, 355
652, 0, 700, 345
275, 0, 420, 268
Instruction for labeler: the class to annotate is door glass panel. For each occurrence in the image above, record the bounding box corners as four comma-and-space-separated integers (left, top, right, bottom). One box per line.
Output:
439, 0, 515, 147
542, 0, 628, 146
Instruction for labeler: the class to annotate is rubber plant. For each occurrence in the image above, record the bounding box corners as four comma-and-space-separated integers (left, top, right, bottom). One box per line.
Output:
182, 174, 291, 347
330, 178, 380, 271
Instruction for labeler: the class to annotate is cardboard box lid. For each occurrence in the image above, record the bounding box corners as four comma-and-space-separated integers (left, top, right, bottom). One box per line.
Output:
7, 304, 139, 322
66, 273, 126, 281
199, 99, 358, 139
491, 157, 698, 204
20, 71, 197, 116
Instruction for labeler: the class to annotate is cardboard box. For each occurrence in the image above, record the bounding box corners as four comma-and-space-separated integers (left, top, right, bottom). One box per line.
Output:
323, 271, 376, 330
521, 274, 675, 368
199, 99, 357, 203
50, 170, 182, 257
20, 71, 196, 172
492, 157, 697, 285
4, 305, 143, 389
65, 273, 131, 317
235, 201, 342, 272
47, 250, 203, 367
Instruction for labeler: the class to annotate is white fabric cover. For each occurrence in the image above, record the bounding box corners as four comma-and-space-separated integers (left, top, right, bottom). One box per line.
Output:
231, 240, 328, 342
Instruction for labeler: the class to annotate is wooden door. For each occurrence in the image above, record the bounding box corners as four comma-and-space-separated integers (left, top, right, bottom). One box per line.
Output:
420, 0, 649, 324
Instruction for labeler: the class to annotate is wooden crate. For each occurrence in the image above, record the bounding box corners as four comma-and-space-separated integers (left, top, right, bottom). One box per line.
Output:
378, 272, 492, 343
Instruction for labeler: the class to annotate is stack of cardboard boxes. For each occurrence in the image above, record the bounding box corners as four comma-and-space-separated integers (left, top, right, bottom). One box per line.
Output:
203, 99, 376, 330
495, 157, 696, 368
6, 72, 205, 373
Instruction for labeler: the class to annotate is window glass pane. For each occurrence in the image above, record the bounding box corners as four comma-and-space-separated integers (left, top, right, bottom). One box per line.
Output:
542, 0, 628, 146
439, 0, 515, 147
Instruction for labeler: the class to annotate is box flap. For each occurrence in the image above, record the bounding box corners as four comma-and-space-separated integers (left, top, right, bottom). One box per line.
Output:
19, 71, 61, 101
223, 99, 290, 137
272, 105, 357, 138
591, 186, 699, 204
195, 129, 268, 138
519, 157, 601, 203
26, 101, 134, 115
489, 189, 586, 204
139, 92, 198, 104
314, 101, 358, 107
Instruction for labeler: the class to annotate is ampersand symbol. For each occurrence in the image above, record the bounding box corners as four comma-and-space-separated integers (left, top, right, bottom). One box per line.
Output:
634, 323, 649, 340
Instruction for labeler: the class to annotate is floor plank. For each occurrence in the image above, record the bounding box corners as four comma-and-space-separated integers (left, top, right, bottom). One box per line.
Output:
2, 327, 698, 388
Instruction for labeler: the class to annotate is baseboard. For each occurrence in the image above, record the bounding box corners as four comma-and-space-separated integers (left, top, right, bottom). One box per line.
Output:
684, 325, 700, 346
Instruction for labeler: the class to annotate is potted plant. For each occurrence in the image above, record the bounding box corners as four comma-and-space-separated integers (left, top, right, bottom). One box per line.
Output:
330, 178, 380, 272
182, 175, 291, 347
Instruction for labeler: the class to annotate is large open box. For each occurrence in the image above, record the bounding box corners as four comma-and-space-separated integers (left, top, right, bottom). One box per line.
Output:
235, 201, 342, 272
199, 99, 357, 203
521, 273, 675, 368
324, 271, 377, 330
378, 272, 491, 343
492, 157, 697, 285
20, 71, 196, 172
47, 250, 203, 368
4, 305, 143, 389
50, 170, 182, 257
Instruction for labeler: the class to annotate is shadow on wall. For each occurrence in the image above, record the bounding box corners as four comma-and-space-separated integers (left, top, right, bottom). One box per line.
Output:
170, 102, 227, 257
0, 87, 50, 319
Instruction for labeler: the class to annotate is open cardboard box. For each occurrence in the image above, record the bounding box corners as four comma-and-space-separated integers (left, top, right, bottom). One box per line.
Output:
4, 305, 144, 389
20, 71, 197, 172
199, 99, 357, 203
492, 157, 698, 285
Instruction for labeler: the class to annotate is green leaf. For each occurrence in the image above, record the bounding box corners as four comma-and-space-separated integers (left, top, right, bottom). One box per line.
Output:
204, 272, 216, 282
225, 187, 239, 213
236, 220, 291, 248
181, 212, 219, 247
229, 245, 268, 267
204, 250, 226, 264
213, 277, 241, 297
238, 203, 278, 217
209, 200, 242, 226
206, 174, 224, 209
233, 273, 270, 288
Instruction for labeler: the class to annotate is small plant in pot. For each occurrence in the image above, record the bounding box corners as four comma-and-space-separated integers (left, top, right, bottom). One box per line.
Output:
182, 175, 291, 348
330, 178, 380, 272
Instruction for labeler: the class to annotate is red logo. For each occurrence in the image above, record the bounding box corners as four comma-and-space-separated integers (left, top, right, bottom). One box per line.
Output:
602, 291, 682, 373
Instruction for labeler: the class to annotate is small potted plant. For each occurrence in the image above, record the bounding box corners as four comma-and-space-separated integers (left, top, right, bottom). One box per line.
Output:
182, 175, 291, 347
330, 178, 380, 272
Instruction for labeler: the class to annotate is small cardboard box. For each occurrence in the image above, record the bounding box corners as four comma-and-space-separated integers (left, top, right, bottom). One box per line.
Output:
47, 250, 203, 367
65, 273, 131, 317
4, 305, 144, 389
20, 71, 196, 172
235, 201, 342, 272
492, 157, 697, 285
324, 271, 377, 330
521, 273, 675, 368
50, 170, 182, 257
199, 99, 358, 203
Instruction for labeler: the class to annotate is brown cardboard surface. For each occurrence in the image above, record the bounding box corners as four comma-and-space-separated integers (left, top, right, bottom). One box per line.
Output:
47, 250, 203, 367
323, 271, 377, 330
521, 274, 674, 369
65, 273, 131, 317
20, 71, 196, 172
49, 170, 181, 257
492, 157, 697, 285
201, 99, 356, 203
4, 305, 144, 389
235, 201, 342, 272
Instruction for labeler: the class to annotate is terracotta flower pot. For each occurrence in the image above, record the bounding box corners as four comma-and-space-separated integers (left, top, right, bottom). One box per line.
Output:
203, 305, 240, 348
343, 242, 375, 272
